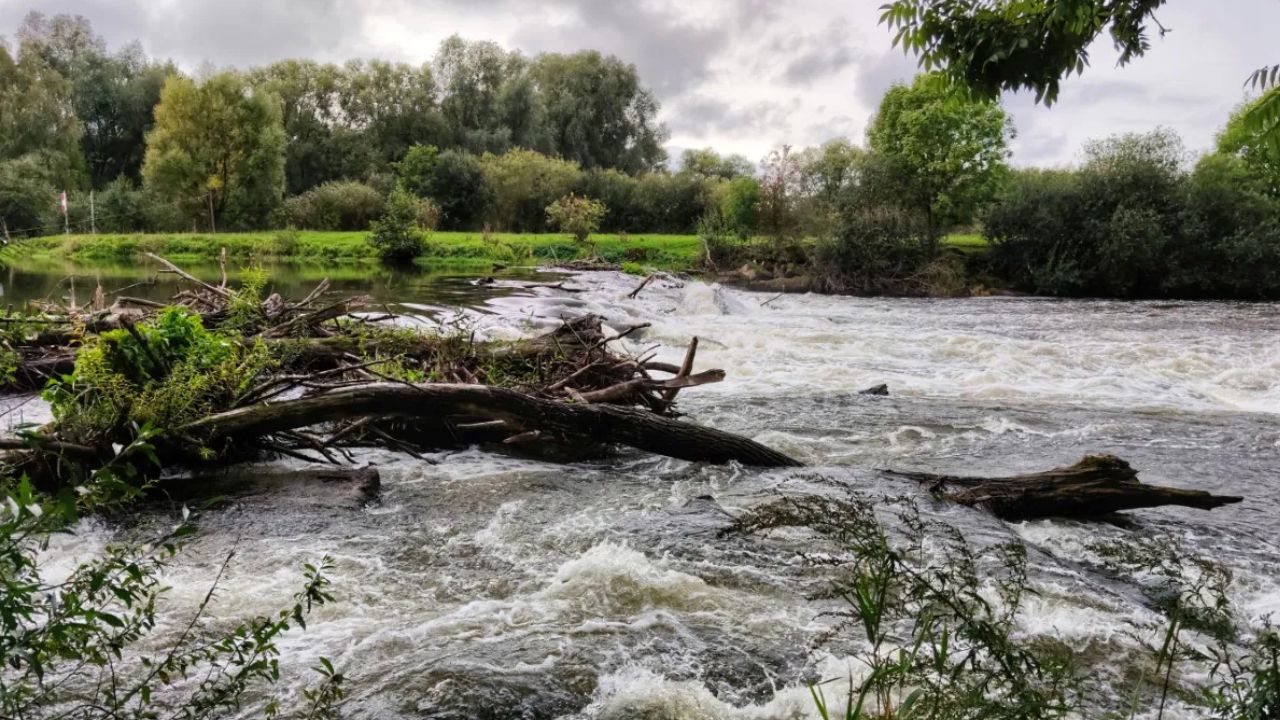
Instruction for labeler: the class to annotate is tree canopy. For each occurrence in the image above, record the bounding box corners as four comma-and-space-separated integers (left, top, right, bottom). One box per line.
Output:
142, 73, 287, 230
1217, 92, 1280, 197
866, 74, 1011, 235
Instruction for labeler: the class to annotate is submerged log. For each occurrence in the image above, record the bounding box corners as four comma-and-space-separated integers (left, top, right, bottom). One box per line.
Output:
887, 454, 1242, 520
182, 382, 801, 468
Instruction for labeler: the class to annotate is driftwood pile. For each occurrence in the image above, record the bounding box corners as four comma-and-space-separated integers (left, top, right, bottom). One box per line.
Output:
0, 255, 799, 492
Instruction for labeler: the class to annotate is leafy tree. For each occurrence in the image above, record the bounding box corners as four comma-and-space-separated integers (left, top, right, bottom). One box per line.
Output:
396, 143, 441, 198
0, 42, 83, 179
577, 168, 638, 231
680, 148, 754, 180
630, 172, 716, 234
0, 153, 62, 236
794, 139, 867, 234
720, 176, 761, 238
142, 72, 287, 230
396, 145, 487, 230
249, 59, 350, 194
338, 59, 445, 171
20, 12, 172, 187
534, 50, 667, 173
480, 149, 582, 232
758, 146, 802, 242
434, 36, 532, 154
424, 149, 487, 229
795, 139, 866, 206
545, 193, 606, 253
368, 186, 426, 263
93, 176, 155, 232
866, 74, 1011, 237
985, 128, 1280, 299
1217, 91, 1280, 197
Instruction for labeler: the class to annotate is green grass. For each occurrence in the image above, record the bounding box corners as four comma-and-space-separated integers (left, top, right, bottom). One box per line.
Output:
1, 230, 985, 273
943, 233, 989, 253
1, 231, 706, 272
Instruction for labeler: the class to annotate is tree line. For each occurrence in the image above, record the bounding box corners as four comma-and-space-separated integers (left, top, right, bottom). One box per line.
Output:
0, 12, 671, 236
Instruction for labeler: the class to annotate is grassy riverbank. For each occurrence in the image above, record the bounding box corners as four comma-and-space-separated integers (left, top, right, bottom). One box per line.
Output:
1, 231, 706, 272
1, 231, 986, 275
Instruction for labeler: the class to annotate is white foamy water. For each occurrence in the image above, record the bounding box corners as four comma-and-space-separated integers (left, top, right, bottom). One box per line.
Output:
30, 271, 1280, 719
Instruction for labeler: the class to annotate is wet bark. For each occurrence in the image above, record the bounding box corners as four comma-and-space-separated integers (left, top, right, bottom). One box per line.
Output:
887, 454, 1243, 520
183, 382, 802, 468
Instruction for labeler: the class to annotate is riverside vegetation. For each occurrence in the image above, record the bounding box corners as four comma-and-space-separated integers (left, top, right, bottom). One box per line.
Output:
5, 12, 1279, 299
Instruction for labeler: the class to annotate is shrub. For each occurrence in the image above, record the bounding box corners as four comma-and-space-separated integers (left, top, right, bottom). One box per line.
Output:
545, 193, 606, 245
367, 187, 425, 263
0, 154, 57, 237
720, 176, 761, 239
482, 149, 582, 232
275, 180, 385, 231
426, 150, 487, 230
814, 202, 934, 295
986, 129, 1280, 299
413, 195, 441, 231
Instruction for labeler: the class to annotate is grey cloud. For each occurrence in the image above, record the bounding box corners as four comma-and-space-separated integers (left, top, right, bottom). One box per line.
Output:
777, 19, 857, 85
1010, 129, 1072, 167
854, 47, 917, 106
506, 0, 735, 97
666, 94, 790, 138
141, 0, 358, 69
1, 0, 365, 68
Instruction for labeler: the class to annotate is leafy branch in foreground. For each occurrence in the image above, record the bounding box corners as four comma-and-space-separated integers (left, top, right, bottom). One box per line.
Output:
726, 495, 1079, 719
0, 433, 344, 719
729, 493, 1280, 719
879, 0, 1169, 105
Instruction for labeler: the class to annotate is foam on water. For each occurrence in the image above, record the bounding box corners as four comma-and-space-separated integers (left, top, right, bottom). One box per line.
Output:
27, 271, 1280, 718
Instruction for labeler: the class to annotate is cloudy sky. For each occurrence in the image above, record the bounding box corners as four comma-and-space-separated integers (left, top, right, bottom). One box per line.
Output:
2, 0, 1277, 167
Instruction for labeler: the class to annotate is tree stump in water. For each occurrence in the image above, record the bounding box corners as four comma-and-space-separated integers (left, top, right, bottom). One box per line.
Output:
887, 454, 1243, 520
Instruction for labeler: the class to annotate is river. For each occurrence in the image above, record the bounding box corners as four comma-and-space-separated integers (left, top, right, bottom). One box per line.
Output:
16, 265, 1280, 719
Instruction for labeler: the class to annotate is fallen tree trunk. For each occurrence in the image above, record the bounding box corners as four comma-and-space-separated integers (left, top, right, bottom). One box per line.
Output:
886, 454, 1243, 520
182, 382, 801, 468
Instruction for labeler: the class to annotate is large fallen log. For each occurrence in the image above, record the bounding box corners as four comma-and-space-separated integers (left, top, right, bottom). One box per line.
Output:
886, 454, 1243, 520
182, 382, 802, 468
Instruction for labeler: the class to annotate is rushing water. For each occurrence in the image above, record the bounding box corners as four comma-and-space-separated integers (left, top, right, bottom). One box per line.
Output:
19, 267, 1280, 719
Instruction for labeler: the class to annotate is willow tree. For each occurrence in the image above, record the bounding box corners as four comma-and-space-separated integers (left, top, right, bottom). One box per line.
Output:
142, 72, 286, 230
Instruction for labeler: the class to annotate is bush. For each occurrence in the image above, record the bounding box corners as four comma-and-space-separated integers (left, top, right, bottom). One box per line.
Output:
481, 149, 582, 232
814, 202, 935, 295
986, 129, 1280, 299
367, 187, 425, 263
426, 150, 487, 230
545, 193, 606, 246
577, 168, 638, 231
720, 176, 761, 238
0, 154, 58, 237
274, 180, 386, 231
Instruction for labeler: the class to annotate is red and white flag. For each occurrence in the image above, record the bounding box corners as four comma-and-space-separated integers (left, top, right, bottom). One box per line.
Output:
58, 191, 68, 216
